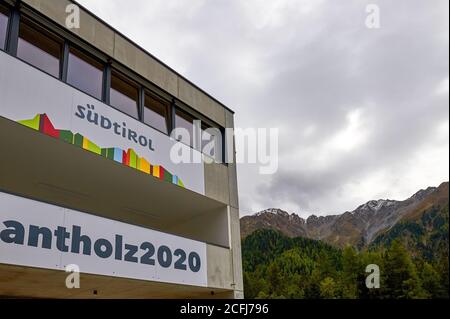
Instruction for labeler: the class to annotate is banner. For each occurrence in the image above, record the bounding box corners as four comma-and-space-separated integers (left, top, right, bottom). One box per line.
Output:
0, 50, 205, 195
0, 191, 208, 287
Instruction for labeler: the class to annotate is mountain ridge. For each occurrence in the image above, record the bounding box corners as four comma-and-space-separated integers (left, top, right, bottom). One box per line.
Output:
240, 182, 449, 248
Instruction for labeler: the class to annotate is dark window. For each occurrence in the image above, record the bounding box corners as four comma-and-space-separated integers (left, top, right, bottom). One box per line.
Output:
144, 93, 170, 134
175, 109, 196, 148
110, 71, 139, 119
67, 47, 103, 99
16, 19, 62, 78
201, 123, 221, 159
175, 109, 222, 157
0, 6, 8, 51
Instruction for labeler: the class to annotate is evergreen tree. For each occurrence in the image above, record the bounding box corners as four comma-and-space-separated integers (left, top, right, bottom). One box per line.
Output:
420, 262, 441, 298
383, 240, 425, 298
434, 253, 449, 298
341, 246, 361, 298
320, 277, 339, 299
266, 263, 283, 295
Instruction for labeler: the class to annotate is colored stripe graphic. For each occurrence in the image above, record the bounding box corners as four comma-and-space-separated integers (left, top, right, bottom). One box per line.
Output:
18, 114, 40, 131
17, 114, 185, 189
153, 165, 160, 178
40, 113, 60, 138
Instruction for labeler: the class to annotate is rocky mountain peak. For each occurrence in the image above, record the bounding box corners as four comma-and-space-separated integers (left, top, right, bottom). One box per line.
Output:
353, 199, 398, 214
411, 186, 437, 201
240, 182, 449, 248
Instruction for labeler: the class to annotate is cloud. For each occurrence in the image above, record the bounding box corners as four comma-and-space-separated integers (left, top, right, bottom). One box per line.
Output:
77, 0, 449, 217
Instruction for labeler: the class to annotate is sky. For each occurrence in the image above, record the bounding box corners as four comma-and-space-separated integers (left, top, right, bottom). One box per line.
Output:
77, 0, 449, 217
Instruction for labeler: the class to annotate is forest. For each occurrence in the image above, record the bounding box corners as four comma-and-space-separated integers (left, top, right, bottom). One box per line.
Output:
242, 205, 449, 299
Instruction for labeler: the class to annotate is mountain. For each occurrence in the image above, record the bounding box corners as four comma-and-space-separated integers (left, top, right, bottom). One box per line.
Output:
240, 182, 449, 249
241, 182, 449, 299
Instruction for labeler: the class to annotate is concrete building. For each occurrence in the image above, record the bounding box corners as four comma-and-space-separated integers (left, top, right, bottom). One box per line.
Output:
0, 0, 243, 298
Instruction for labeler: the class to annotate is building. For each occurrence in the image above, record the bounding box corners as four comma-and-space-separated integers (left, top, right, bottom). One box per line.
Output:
0, 0, 243, 298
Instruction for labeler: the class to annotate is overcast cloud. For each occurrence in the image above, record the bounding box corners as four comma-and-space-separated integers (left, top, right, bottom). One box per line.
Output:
78, 0, 449, 217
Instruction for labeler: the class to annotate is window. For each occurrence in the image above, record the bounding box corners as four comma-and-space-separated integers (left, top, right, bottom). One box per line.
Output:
201, 123, 222, 160
110, 71, 139, 119
175, 109, 196, 148
174, 109, 222, 157
0, 6, 8, 51
67, 47, 104, 99
16, 18, 62, 78
144, 93, 170, 134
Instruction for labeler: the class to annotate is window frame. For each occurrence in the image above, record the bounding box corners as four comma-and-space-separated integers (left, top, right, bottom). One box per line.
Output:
0, 3, 10, 51
174, 107, 199, 149
66, 45, 106, 101
200, 122, 223, 162
173, 104, 225, 162
16, 16, 64, 79
142, 90, 172, 135
109, 69, 140, 120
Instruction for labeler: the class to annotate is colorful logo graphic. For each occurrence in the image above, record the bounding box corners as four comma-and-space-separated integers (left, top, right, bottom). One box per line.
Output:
18, 114, 185, 188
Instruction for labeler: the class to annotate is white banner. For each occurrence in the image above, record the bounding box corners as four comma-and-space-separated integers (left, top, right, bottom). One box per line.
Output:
0, 50, 205, 194
0, 191, 208, 287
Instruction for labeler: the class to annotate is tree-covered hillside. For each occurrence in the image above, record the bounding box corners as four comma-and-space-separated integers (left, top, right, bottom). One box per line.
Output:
243, 204, 449, 300
371, 204, 449, 262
